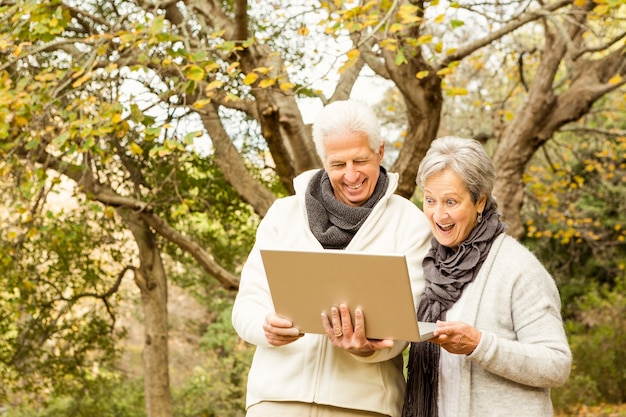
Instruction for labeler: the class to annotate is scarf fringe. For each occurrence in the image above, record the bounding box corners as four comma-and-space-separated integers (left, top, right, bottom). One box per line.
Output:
402, 341, 440, 417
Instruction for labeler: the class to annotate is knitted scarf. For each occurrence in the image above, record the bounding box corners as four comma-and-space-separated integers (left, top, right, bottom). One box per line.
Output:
402, 204, 506, 417
305, 167, 389, 249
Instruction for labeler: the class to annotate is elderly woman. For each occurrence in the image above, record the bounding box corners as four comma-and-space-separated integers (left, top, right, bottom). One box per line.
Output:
402, 136, 572, 417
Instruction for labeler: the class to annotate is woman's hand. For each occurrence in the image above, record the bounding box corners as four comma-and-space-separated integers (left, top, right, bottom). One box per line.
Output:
430, 320, 481, 355
322, 304, 394, 357
263, 312, 303, 346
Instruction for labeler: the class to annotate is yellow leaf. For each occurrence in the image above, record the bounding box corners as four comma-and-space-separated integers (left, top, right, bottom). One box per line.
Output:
380, 39, 397, 51
434, 14, 445, 23
297, 25, 309, 36
608, 74, 622, 85
279, 82, 295, 92
205, 62, 220, 72
346, 49, 361, 59
243, 72, 259, 85
104, 206, 116, 219
193, 99, 212, 109
593, 4, 608, 14
185, 65, 205, 81
389, 23, 404, 33
13, 43, 24, 57
254, 66, 271, 75
416, 70, 429, 79
129, 142, 143, 155
227, 62, 240, 74
205, 80, 224, 92
259, 78, 276, 88
444, 87, 468, 96
72, 73, 91, 88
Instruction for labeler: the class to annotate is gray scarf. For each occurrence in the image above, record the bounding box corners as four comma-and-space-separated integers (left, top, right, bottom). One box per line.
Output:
305, 167, 388, 249
402, 203, 507, 417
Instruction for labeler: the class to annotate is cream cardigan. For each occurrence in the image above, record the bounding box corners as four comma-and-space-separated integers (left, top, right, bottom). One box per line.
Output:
447, 233, 572, 416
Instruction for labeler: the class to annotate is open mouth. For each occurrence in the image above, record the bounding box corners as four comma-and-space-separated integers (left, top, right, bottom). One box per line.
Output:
346, 180, 365, 190
437, 222, 454, 232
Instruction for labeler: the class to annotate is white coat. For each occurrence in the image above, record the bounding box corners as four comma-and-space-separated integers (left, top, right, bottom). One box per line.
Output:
232, 169, 432, 416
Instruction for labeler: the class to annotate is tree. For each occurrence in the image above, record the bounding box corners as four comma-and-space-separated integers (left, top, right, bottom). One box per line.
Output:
1, 0, 624, 415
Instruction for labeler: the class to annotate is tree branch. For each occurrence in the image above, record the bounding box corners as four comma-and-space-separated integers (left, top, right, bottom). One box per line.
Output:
441, 0, 573, 68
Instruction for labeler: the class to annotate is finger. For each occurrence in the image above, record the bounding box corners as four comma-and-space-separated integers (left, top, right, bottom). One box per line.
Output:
266, 332, 303, 346
331, 306, 344, 337
353, 308, 366, 337
264, 316, 300, 338
338, 304, 354, 335
266, 313, 295, 329
321, 312, 335, 337
369, 338, 394, 350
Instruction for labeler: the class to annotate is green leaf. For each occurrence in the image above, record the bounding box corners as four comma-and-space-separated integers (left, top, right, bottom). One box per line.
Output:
450, 19, 464, 28
395, 50, 408, 66
185, 65, 205, 81
129, 104, 144, 123
183, 131, 201, 145
52, 131, 70, 147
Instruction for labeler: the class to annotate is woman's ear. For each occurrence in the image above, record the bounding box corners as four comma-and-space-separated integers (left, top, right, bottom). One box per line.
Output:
477, 194, 488, 213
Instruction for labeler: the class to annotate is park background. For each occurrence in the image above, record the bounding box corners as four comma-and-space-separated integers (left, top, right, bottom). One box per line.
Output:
0, 0, 624, 416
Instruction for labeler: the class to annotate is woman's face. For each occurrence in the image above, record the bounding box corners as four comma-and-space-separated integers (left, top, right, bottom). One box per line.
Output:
323, 131, 384, 207
422, 168, 486, 251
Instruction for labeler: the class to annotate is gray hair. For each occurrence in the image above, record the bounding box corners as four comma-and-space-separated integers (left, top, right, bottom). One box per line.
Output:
312, 100, 383, 160
416, 136, 497, 208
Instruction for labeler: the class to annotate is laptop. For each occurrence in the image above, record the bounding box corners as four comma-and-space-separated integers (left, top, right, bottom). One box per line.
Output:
260, 248, 437, 342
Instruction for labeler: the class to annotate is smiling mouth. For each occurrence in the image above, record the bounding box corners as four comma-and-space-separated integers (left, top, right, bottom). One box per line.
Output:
346, 181, 365, 190
437, 223, 454, 232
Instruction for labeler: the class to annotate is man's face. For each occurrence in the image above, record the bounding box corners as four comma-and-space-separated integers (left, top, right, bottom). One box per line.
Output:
322, 131, 384, 207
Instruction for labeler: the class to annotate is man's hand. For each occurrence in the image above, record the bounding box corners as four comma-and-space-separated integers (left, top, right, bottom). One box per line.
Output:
263, 312, 303, 346
322, 304, 394, 357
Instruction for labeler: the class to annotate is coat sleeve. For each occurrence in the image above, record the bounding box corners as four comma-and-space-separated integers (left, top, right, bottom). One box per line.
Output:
467, 237, 572, 387
231, 200, 287, 347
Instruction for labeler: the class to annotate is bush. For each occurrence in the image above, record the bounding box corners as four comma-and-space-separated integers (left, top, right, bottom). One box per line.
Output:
552, 277, 626, 413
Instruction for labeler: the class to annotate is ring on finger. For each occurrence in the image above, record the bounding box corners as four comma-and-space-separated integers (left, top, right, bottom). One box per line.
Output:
335, 331, 343, 337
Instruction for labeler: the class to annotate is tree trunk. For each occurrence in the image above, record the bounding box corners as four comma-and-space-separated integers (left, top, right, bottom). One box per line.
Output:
492, 2, 625, 239
120, 209, 172, 417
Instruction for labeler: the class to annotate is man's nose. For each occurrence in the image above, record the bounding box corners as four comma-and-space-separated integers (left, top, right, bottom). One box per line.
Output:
344, 163, 358, 181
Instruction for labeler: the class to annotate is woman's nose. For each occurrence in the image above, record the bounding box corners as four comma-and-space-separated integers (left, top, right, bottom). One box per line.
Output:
433, 204, 447, 219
